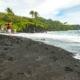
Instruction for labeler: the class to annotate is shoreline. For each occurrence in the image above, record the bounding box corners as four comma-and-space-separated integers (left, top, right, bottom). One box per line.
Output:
0, 32, 80, 60
0, 34, 80, 80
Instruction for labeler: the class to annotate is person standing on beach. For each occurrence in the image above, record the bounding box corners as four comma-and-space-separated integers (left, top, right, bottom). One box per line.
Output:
7, 23, 12, 35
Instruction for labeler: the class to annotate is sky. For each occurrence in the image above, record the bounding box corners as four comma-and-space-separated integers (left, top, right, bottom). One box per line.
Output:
0, 0, 80, 25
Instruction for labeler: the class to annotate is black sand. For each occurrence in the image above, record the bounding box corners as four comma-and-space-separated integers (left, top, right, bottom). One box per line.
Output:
0, 35, 80, 80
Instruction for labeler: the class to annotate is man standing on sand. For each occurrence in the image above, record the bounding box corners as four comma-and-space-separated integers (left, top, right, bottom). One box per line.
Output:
7, 23, 12, 35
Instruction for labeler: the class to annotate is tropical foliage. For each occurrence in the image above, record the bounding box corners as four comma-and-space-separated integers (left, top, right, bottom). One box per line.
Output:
5, 7, 14, 15
0, 7, 75, 32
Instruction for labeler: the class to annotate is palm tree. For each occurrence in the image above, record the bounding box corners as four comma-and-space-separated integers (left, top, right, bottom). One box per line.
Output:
5, 7, 14, 15
29, 10, 34, 18
64, 22, 67, 25
5, 7, 14, 22
34, 11, 38, 19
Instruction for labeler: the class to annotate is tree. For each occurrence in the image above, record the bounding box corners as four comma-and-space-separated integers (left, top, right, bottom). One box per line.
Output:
64, 22, 67, 25
34, 11, 38, 18
5, 7, 14, 15
29, 10, 34, 18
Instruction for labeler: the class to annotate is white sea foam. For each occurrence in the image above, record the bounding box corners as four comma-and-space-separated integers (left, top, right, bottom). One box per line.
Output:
15, 33, 80, 43
73, 54, 80, 60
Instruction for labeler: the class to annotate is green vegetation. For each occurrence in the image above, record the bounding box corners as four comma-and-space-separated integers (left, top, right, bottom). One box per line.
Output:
0, 7, 75, 32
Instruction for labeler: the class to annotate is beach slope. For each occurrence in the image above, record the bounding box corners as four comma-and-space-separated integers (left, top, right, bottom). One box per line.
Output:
0, 35, 80, 80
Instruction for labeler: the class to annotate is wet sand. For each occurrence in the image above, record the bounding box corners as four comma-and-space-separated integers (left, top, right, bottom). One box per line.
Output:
0, 34, 80, 80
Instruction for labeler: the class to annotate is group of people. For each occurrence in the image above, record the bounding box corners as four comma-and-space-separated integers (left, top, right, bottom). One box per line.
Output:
0, 23, 16, 35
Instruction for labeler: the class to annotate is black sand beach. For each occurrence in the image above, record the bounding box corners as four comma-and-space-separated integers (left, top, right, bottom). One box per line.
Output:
0, 34, 80, 80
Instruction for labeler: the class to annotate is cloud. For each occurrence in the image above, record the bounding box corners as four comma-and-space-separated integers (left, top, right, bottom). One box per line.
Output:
51, 5, 80, 24
0, 0, 80, 24
56, 11, 80, 24
33, 0, 80, 14
32, 0, 80, 24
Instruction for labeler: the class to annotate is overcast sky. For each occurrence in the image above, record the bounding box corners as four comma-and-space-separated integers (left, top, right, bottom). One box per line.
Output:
0, 0, 80, 24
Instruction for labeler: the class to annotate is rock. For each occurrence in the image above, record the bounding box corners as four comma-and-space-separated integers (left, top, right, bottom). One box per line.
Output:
7, 57, 13, 61
52, 51, 54, 53
65, 67, 73, 71
75, 64, 78, 67
37, 56, 40, 59
4, 48, 8, 50
45, 47, 48, 49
